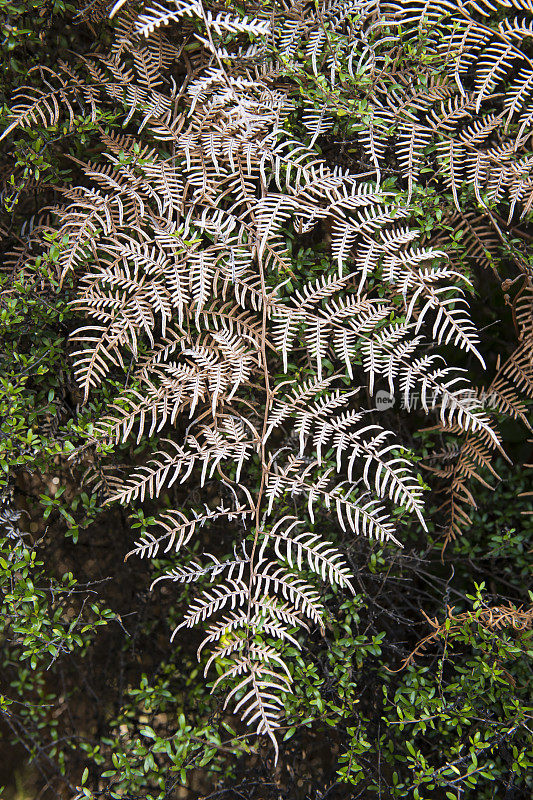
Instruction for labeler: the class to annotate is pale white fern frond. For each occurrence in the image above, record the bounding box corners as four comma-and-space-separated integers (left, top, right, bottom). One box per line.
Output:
125, 505, 253, 559
259, 516, 354, 592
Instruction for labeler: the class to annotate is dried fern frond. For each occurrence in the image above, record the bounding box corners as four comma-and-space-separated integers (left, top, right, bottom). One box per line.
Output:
394, 602, 533, 672
5, 0, 533, 757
